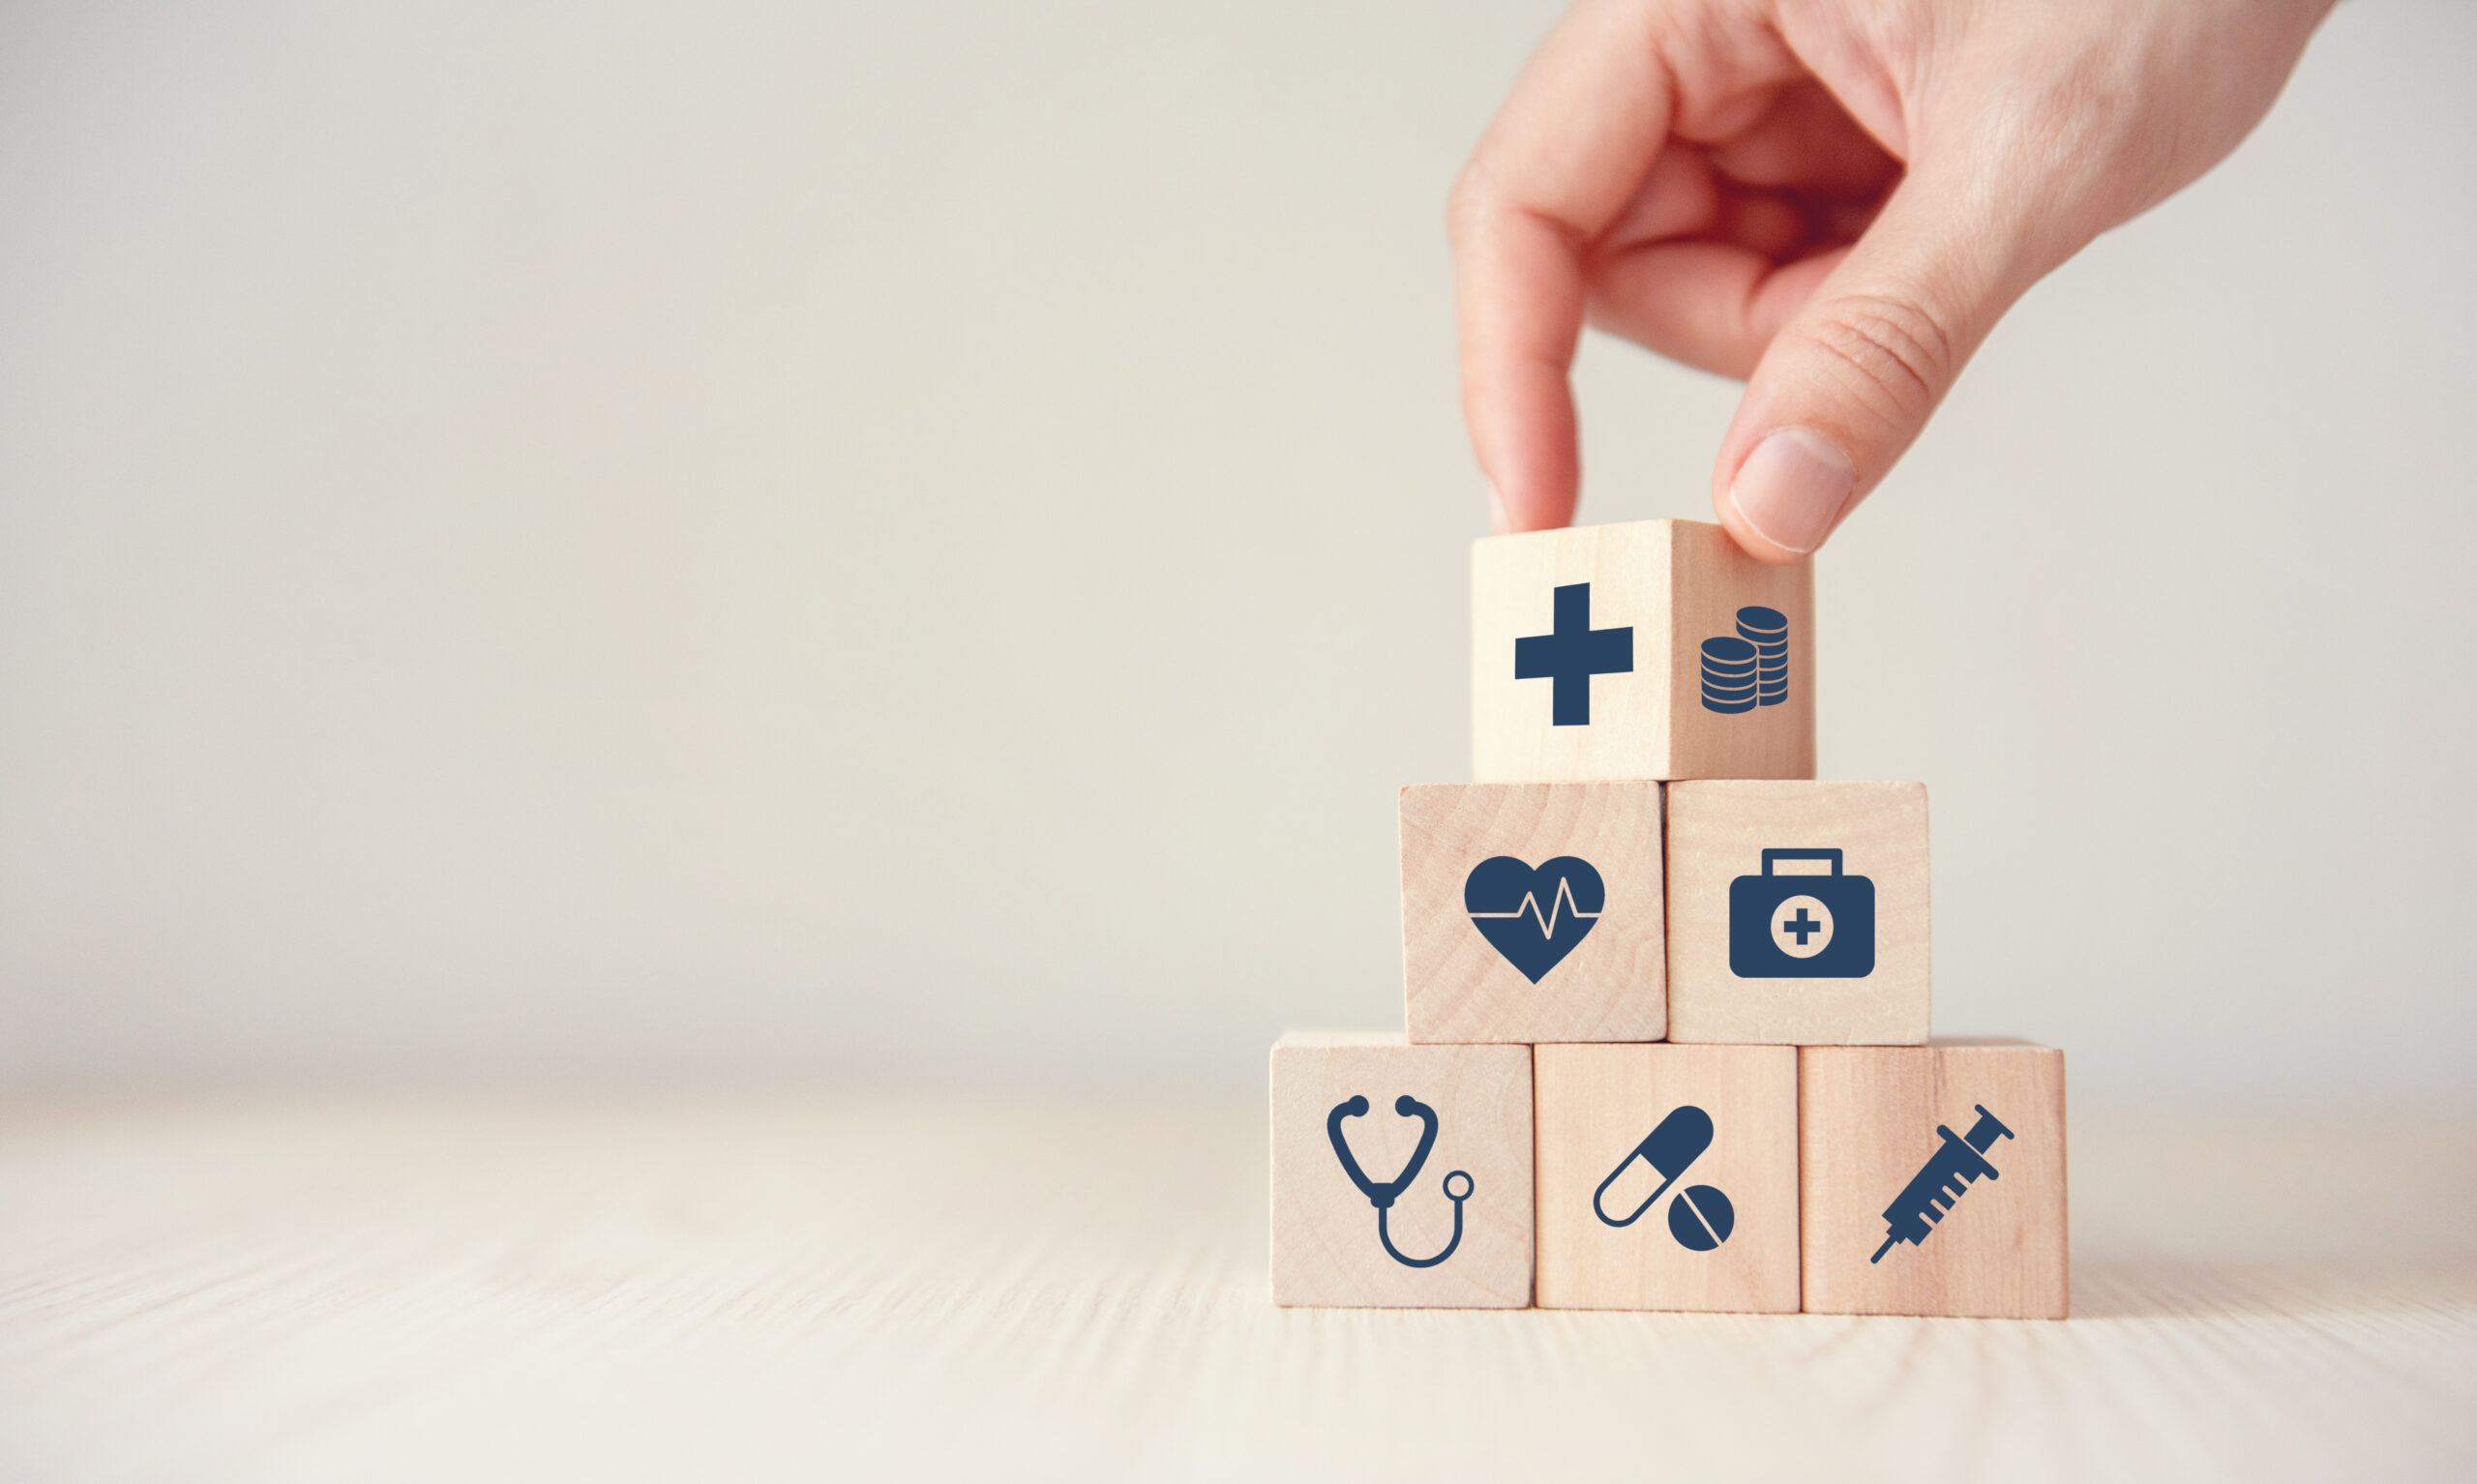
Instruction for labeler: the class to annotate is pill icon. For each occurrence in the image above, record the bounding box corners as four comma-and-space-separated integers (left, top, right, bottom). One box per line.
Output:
1592, 1105, 1714, 1229
1666, 1184, 1736, 1251
1592, 1105, 1737, 1250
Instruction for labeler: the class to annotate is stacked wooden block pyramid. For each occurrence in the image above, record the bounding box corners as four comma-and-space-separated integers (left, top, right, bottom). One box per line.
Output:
1270, 519, 2069, 1319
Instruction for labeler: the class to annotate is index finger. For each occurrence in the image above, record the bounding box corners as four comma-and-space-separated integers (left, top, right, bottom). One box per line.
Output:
1449, 3, 1678, 531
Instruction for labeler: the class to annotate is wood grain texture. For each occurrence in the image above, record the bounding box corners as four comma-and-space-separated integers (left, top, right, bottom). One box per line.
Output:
1398, 783, 1664, 1044
1472, 519, 1814, 784
1802, 1040, 2070, 1318
1536, 1044, 1799, 1313
1666, 780, 1931, 1045
1270, 1032, 1533, 1308
3, 1090, 2472, 1482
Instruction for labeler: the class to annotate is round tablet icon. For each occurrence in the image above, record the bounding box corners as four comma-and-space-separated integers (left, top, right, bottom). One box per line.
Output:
1667, 1184, 1737, 1252
1769, 895, 1835, 959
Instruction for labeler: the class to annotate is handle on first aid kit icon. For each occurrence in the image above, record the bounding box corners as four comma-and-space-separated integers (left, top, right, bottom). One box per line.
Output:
1759, 848, 1845, 876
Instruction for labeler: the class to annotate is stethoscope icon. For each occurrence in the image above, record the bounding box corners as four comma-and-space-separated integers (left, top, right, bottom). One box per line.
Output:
1326, 1094, 1474, 1268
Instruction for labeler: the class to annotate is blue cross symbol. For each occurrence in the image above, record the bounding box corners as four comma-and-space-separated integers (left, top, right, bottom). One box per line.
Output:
1514, 582, 1633, 727
1780, 906, 1825, 945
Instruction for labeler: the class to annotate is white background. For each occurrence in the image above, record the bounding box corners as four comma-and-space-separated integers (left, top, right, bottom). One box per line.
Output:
2, 0, 2469, 1108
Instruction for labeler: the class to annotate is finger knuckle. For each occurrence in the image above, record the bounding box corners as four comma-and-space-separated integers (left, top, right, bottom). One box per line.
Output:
1804, 289, 1955, 420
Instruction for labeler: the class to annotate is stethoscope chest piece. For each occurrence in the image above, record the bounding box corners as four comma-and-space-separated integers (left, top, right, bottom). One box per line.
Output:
1327, 1093, 1473, 1268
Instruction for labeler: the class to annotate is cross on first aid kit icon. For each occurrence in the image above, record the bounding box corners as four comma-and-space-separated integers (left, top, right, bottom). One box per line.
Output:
1728, 847, 1876, 978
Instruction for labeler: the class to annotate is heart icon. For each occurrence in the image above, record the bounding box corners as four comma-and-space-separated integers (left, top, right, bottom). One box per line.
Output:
1464, 855, 1604, 983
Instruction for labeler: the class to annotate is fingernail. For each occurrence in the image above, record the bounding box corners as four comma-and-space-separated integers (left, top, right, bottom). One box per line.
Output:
1728, 428, 1854, 554
1486, 482, 1511, 535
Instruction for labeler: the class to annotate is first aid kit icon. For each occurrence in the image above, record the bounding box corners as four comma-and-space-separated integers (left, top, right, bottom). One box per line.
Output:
1728, 847, 1876, 978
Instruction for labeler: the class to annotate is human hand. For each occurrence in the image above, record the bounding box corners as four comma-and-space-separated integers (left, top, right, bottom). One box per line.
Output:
1449, 0, 2335, 558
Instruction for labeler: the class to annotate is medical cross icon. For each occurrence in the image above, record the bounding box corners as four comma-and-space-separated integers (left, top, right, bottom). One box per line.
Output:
1780, 906, 1824, 945
1513, 582, 1633, 727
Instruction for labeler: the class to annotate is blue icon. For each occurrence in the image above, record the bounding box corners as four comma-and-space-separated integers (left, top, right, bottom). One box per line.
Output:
1700, 636, 1760, 713
1728, 847, 1875, 978
1465, 855, 1602, 983
1871, 1105, 2014, 1262
1593, 1104, 1735, 1251
1669, 1185, 1737, 1252
1328, 1094, 1473, 1268
1701, 606, 1789, 714
1515, 582, 1632, 726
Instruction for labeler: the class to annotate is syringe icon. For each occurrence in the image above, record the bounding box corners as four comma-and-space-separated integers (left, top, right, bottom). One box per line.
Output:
1869, 1105, 2014, 1263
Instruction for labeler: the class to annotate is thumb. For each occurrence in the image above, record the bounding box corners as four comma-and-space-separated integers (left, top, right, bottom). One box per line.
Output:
1712, 174, 2041, 561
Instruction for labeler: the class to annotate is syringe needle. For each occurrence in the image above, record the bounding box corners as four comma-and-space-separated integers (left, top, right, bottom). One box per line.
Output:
1870, 1234, 1896, 1264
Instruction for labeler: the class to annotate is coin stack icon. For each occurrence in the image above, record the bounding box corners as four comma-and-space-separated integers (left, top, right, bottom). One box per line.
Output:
1699, 634, 1760, 714
1737, 605, 1789, 707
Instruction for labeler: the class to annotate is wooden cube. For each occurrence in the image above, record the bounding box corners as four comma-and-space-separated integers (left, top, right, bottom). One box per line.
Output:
1534, 1043, 1800, 1312
1269, 1032, 1533, 1308
1472, 519, 1814, 784
1665, 780, 1930, 1045
1800, 1040, 2069, 1319
1398, 781, 1665, 1045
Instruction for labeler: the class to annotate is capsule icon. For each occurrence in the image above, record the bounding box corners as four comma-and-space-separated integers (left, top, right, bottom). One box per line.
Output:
1593, 1104, 1715, 1229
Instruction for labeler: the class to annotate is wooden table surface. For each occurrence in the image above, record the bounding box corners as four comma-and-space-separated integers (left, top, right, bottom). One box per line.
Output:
3, 1088, 2471, 1481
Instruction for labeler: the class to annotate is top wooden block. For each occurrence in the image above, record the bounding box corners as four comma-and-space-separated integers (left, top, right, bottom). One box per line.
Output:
1474, 519, 1814, 783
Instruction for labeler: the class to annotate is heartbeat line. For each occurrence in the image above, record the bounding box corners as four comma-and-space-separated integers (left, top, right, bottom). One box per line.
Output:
1470, 875, 1599, 938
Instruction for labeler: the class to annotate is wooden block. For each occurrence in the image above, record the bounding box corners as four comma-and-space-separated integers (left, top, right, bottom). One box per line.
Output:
1269, 1032, 1533, 1308
1472, 519, 1814, 783
1398, 782, 1664, 1045
1800, 1040, 2069, 1319
1534, 1043, 1800, 1312
1666, 780, 1930, 1045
